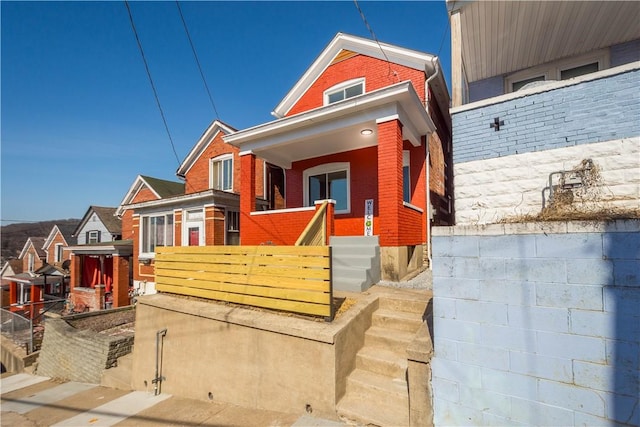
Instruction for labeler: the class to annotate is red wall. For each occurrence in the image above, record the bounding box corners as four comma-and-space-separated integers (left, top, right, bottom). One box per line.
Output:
287, 54, 426, 116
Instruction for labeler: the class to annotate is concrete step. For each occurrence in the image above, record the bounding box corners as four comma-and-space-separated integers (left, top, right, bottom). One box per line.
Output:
330, 235, 379, 247
372, 308, 425, 332
356, 346, 407, 379
332, 253, 377, 269
365, 326, 414, 352
337, 393, 409, 427
378, 293, 430, 316
345, 369, 408, 408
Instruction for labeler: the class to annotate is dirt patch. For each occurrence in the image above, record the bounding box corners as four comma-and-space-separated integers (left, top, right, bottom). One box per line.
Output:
66, 309, 135, 333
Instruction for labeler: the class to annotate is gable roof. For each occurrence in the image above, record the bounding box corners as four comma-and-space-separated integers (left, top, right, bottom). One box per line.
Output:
1, 259, 23, 277
73, 206, 121, 237
176, 119, 237, 177
116, 175, 185, 216
18, 237, 46, 260
43, 222, 80, 249
272, 32, 449, 119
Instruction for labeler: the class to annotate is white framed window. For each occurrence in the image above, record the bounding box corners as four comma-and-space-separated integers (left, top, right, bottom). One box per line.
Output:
141, 213, 174, 255
303, 162, 350, 214
226, 210, 240, 245
54, 243, 64, 263
505, 49, 609, 93
403, 151, 411, 203
87, 230, 100, 244
210, 154, 233, 191
324, 78, 365, 105
18, 283, 31, 305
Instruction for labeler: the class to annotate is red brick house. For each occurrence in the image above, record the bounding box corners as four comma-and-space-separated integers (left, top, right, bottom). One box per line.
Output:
18, 237, 46, 275
225, 33, 453, 282
117, 120, 277, 296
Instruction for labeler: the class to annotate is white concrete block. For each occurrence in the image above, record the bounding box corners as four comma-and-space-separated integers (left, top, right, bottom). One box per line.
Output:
508, 305, 570, 333
433, 398, 484, 427
482, 412, 527, 426
603, 391, 640, 425
458, 384, 511, 418
433, 296, 457, 319
505, 258, 566, 283
456, 342, 510, 371
432, 358, 482, 388
573, 360, 638, 397
481, 324, 538, 353
435, 317, 482, 344
605, 338, 640, 371
433, 337, 458, 360
509, 350, 573, 383
570, 309, 616, 338
538, 379, 606, 417
536, 283, 604, 310
566, 259, 614, 286
431, 376, 460, 403
481, 368, 537, 400
509, 397, 575, 426
456, 300, 508, 326
433, 277, 481, 300
480, 280, 535, 305
537, 331, 606, 363
573, 412, 612, 427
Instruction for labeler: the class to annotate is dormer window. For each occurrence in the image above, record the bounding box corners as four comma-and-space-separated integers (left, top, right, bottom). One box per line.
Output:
324, 78, 365, 105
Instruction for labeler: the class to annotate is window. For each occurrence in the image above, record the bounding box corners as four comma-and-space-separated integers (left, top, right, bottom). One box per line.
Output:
141, 213, 174, 254
87, 230, 100, 244
18, 283, 31, 305
226, 210, 240, 245
54, 243, 64, 263
324, 79, 365, 105
506, 50, 608, 93
28, 253, 34, 273
403, 151, 411, 203
304, 163, 350, 213
210, 154, 233, 191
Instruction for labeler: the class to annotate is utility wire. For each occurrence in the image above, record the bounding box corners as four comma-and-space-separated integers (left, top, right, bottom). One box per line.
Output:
437, 0, 454, 57
124, 0, 181, 166
352, 0, 395, 79
175, 1, 220, 119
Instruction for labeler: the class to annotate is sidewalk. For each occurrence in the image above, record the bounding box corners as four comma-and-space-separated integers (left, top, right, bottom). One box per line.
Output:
1, 373, 346, 427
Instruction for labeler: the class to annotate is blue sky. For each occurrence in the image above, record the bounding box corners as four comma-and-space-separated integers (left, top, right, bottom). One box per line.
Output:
1, 1, 450, 224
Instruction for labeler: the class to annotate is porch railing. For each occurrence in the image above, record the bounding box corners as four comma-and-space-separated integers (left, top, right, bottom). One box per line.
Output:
155, 245, 334, 320
295, 200, 329, 246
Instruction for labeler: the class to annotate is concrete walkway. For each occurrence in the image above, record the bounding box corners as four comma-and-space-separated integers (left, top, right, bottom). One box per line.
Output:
1, 373, 346, 427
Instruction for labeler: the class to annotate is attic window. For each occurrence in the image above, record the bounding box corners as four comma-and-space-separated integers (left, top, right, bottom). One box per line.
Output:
324, 78, 365, 105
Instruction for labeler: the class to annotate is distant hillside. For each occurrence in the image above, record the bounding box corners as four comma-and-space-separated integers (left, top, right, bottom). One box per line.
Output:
1, 219, 80, 264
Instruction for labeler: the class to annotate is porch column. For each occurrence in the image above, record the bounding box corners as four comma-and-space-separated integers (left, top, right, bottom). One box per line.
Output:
69, 253, 81, 292
9, 281, 17, 306
112, 255, 130, 308
376, 118, 403, 248
240, 152, 256, 244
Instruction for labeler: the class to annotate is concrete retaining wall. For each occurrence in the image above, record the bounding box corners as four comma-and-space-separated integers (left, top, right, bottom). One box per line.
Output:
131, 292, 379, 420
36, 309, 135, 383
431, 220, 639, 426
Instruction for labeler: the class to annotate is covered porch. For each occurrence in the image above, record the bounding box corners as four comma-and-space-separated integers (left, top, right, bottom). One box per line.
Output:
225, 81, 435, 280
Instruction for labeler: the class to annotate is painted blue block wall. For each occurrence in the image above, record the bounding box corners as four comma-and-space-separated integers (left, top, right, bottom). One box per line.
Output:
431, 221, 640, 426
453, 68, 640, 164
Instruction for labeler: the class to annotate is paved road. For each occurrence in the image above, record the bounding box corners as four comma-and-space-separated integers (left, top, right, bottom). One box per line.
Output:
1, 373, 345, 427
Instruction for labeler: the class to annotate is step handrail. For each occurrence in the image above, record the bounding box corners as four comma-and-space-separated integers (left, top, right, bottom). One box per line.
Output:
295, 200, 328, 246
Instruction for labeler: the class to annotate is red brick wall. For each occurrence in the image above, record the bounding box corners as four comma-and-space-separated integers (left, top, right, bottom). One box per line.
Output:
377, 120, 403, 247
112, 255, 130, 308
287, 54, 425, 116
21, 246, 43, 273
212, 208, 226, 245
184, 130, 266, 197
45, 231, 70, 264
241, 208, 317, 246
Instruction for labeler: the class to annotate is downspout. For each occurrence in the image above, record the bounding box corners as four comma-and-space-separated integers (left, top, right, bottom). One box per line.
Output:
423, 57, 440, 269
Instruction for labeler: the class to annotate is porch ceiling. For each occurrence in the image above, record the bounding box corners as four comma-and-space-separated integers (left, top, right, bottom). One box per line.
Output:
224, 81, 435, 169
450, 1, 640, 83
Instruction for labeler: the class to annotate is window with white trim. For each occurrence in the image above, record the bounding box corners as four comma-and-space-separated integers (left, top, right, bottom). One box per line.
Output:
210, 154, 233, 191
324, 78, 365, 105
54, 243, 64, 263
141, 213, 174, 254
18, 283, 31, 305
87, 230, 100, 244
28, 253, 34, 273
304, 163, 350, 213
403, 151, 411, 203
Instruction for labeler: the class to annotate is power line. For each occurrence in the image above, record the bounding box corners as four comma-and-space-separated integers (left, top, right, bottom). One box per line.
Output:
437, 0, 454, 57
175, 1, 220, 120
352, 0, 396, 79
124, 0, 181, 166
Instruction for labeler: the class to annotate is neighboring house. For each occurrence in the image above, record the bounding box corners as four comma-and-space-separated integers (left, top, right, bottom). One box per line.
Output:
73, 206, 122, 244
225, 32, 453, 282
429, 2, 640, 426
42, 222, 78, 266
18, 237, 46, 275
447, 0, 640, 223
66, 206, 130, 311
116, 120, 275, 296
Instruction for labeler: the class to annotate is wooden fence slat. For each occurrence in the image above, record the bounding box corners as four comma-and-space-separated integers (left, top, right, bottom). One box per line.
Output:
156, 245, 329, 256
155, 268, 329, 291
156, 262, 329, 281
156, 253, 330, 268
156, 283, 332, 317
156, 276, 331, 304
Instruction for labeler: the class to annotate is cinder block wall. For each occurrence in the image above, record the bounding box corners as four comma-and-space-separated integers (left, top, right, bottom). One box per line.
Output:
431, 220, 639, 426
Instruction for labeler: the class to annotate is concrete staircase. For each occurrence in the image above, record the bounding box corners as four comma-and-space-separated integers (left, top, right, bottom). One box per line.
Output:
330, 236, 381, 292
100, 352, 133, 390
337, 289, 430, 426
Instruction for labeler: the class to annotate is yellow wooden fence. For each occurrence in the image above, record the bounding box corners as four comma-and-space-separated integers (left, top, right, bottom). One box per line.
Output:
155, 245, 334, 320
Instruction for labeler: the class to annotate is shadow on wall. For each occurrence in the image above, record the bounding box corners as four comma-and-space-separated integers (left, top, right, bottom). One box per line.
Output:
605, 226, 640, 425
